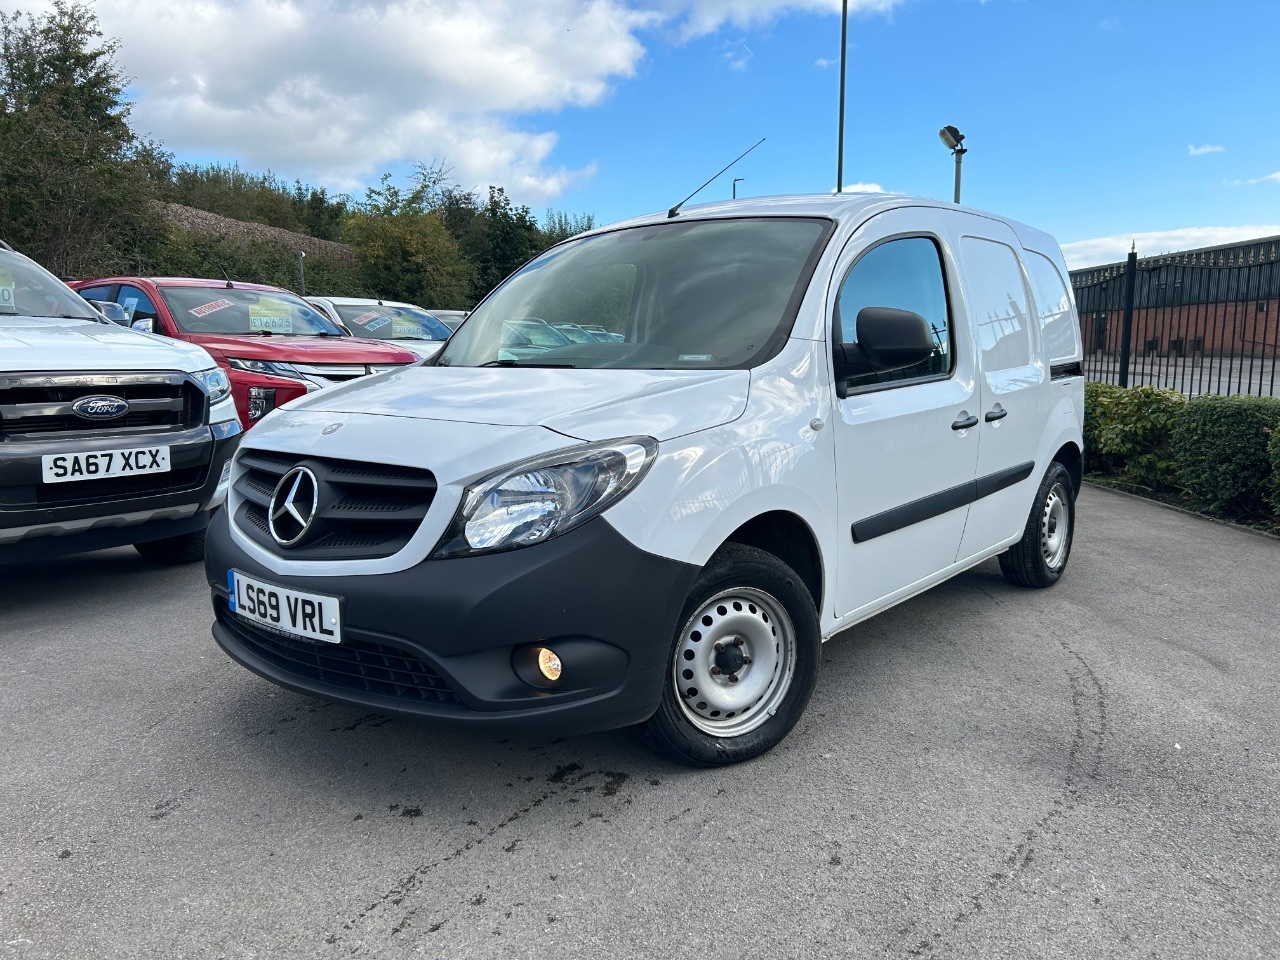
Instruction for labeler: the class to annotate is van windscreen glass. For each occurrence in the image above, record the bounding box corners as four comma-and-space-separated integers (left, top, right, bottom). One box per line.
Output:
437, 217, 832, 370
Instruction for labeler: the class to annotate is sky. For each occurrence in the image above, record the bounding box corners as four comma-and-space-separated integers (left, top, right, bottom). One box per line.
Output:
15, 0, 1280, 267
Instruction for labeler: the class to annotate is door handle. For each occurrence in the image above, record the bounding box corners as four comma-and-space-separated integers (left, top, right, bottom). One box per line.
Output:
951, 414, 978, 431
984, 408, 1008, 422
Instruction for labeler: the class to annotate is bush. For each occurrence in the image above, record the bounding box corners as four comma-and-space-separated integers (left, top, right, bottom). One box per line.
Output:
1171, 395, 1280, 518
1084, 382, 1185, 488
1268, 429, 1280, 517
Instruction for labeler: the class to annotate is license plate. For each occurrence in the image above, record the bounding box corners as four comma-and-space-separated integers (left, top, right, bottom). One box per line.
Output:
228, 570, 343, 644
41, 446, 170, 484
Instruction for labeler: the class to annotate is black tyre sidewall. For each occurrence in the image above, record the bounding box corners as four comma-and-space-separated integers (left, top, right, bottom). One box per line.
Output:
1000, 462, 1075, 588
645, 543, 820, 767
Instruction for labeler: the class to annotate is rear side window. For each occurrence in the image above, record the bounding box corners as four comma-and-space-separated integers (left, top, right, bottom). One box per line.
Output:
1025, 251, 1080, 364
958, 237, 1033, 373
835, 236, 952, 391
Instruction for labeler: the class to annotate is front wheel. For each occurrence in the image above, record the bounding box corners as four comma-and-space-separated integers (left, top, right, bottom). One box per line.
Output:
643, 543, 820, 767
998, 462, 1075, 588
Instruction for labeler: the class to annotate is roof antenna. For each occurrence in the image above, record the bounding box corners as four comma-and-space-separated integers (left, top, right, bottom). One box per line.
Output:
668, 137, 766, 219
219, 265, 234, 289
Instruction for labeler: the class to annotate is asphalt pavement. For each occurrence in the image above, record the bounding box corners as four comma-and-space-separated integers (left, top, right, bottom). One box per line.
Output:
2, 486, 1277, 959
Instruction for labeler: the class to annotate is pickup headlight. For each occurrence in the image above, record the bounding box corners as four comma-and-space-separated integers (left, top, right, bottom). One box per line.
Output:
431, 437, 658, 558
192, 366, 231, 403
226, 357, 310, 383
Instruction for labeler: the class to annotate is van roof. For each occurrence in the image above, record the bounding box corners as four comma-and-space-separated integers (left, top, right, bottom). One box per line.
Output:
597, 192, 1063, 260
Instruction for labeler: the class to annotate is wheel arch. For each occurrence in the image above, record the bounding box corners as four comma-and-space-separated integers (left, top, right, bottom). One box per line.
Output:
1052, 441, 1082, 494
721, 510, 824, 613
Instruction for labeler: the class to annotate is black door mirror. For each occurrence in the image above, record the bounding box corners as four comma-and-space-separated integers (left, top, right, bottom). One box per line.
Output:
834, 307, 936, 392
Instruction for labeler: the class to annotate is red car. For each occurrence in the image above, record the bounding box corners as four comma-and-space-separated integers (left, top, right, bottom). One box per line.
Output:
69, 277, 420, 427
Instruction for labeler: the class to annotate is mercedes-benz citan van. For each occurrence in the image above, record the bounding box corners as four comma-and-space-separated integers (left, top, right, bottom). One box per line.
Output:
205, 194, 1085, 767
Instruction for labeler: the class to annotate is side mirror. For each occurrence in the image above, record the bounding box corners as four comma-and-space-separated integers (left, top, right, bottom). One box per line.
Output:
131, 318, 155, 334
834, 307, 935, 392
89, 300, 129, 325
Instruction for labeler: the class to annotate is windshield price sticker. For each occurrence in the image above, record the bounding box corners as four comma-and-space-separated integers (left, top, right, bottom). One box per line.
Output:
392, 322, 423, 338
249, 301, 294, 333
0, 269, 15, 314
190, 298, 233, 318
349, 311, 380, 326
365, 317, 391, 332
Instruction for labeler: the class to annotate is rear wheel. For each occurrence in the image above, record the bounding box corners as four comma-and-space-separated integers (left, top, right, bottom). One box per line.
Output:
643, 543, 820, 766
998, 462, 1075, 588
134, 529, 206, 564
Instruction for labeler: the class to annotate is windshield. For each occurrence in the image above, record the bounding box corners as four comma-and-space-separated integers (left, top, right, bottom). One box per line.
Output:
158, 286, 343, 336
438, 217, 832, 370
334, 303, 452, 341
0, 252, 99, 320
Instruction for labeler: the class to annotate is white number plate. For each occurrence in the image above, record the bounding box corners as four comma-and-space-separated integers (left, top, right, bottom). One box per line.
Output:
41, 446, 171, 484
228, 570, 343, 644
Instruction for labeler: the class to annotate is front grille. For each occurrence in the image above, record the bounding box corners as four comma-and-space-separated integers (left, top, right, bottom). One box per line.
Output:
233, 449, 437, 560
0, 373, 206, 441
216, 600, 462, 706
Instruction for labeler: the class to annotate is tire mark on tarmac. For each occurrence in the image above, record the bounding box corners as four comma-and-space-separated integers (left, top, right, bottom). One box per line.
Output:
892, 637, 1108, 958
325, 765, 633, 951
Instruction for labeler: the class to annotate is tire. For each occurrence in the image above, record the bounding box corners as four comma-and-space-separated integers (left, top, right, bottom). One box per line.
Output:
642, 543, 820, 767
133, 529, 206, 564
998, 462, 1075, 589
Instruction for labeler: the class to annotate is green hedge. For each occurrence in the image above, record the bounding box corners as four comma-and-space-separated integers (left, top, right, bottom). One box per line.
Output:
1171, 395, 1280, 519
1083, 382, 1185, 488
1084, 385, 1280, 526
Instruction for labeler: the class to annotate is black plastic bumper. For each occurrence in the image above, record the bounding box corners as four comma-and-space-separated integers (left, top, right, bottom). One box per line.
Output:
0, 424, 241, 563
205, 514, 700, 735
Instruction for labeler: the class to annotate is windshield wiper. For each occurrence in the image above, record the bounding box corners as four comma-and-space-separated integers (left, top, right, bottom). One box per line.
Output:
481, 360, 581, 368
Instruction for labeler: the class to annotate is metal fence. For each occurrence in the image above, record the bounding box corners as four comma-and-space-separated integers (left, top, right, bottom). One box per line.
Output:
1070, 238, 1280, 397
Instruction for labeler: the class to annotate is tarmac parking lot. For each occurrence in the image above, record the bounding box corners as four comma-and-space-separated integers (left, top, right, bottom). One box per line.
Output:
2, 486, 1277, 959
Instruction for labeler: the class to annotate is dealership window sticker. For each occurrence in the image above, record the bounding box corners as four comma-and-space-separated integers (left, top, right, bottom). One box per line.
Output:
248, 300, 294, 333
190, 298, 234, 318
0, 269, 16, 313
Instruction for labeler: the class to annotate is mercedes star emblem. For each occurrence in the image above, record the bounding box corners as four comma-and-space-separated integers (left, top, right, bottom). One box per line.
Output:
268, 466, 319, 547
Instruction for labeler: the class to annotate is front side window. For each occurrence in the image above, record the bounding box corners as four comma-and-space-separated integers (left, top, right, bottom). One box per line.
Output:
0, 252, 99, 320
437, 217, 832, 370
834, 236, 952, 390
116, 285, 160, 325
335, 303, 452, 341
157, 287, 343, 337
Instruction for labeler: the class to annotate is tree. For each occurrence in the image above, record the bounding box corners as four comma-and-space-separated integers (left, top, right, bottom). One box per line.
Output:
0, 2, 161, 274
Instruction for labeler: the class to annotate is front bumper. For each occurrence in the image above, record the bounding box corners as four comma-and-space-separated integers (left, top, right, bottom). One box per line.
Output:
205, 514, 699, 735
0, 424, 241, 562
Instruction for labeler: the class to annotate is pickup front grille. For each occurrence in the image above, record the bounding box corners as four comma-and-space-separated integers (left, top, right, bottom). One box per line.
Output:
0, 372, 205, 441
216, 600, 461, 706
232, 449, 436, 560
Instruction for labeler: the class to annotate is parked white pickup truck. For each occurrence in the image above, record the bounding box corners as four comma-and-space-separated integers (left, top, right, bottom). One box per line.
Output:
0, 242, 241, 564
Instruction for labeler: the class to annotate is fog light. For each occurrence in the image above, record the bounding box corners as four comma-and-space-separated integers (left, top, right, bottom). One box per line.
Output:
247, 386, 276, 421
536, 647, 562, 683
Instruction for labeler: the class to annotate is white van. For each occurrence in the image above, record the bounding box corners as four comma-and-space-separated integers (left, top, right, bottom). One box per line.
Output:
205, 194, 1084, 766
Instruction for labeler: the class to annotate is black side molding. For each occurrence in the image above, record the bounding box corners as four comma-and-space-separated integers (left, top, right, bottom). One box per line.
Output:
1051, 361, 1083, 380
852, 461, 1036, 543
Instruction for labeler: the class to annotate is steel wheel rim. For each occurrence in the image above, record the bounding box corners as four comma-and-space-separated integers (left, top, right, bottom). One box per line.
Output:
673, 586, 797, 737
1041, 482, 1069, 570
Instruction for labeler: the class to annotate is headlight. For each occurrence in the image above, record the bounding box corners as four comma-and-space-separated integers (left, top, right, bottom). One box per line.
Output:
431, 437, 658, 559
192, 366, 231, 403
226, 357, 310, 382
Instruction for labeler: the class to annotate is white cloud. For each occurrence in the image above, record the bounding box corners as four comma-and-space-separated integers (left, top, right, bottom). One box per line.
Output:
814, 57, 837, 68
18, 0, 904, 206
1062, 226, 1280, 269
1187, 144, 1225, 156
838, 182, 885, 193
1227, 171, 1280, 186
721, 39, 754, 71
1098, 15, 1120, 31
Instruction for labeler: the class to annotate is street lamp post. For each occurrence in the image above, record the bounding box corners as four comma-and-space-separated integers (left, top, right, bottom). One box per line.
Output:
297, 250, 307, 297
938, 125, 967, 204
732, 177, 745, 199
837, 0, 848, 192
